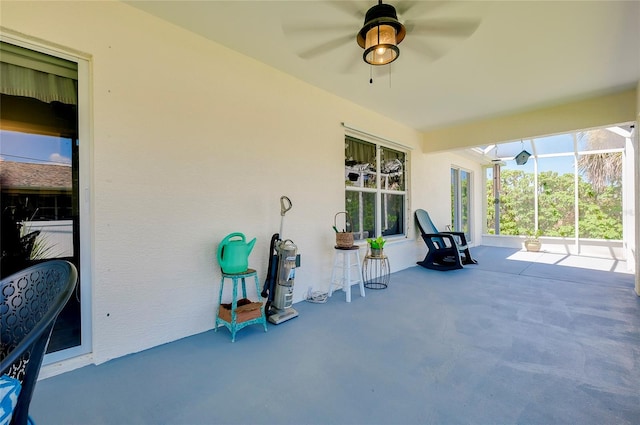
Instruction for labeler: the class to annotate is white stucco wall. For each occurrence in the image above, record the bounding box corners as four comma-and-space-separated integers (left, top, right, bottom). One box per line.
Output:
411, 151, 484, 254
421, 89, 637, 153
2, 1, 475, 365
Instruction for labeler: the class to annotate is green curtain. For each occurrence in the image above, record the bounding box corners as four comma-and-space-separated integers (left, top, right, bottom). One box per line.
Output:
345, 136, 376, 166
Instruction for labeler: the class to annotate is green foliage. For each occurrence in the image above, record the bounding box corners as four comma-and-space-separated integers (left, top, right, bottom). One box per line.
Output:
525, 229, 542, 240
486, 169, 534, 236
366, 236, 386, 249
486, 168, 622, 240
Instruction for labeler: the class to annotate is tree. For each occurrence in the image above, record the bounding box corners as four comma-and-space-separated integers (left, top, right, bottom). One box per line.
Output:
577, 129, 622, 197
486, 166, 622, 240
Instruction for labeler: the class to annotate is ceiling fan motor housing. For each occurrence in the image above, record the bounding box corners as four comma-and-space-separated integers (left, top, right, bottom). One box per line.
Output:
357, 3, 407, 65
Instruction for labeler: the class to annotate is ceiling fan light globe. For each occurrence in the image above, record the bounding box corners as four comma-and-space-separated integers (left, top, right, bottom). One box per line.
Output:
365, 24, 396, 49
364, 43, 399, 65
363, 24, 399, 65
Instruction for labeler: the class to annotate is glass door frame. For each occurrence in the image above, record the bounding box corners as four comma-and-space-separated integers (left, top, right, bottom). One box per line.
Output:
1, 33, 93, 364
451, 166, 472, 243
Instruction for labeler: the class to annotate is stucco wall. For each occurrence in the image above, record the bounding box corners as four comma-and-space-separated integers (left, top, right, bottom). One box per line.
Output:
409, 150, 484, 273
2, 1, 472, 365
421, 88, 637, 152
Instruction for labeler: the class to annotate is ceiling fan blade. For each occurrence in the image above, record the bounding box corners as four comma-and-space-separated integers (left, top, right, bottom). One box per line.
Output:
402, 37, 444, 62
404, 18, 481, 38
396, 1, 447, 17
341, 49, 364, 74
325, 1, 366, 20
297, 34, 355, 60
282, 22, 358, 36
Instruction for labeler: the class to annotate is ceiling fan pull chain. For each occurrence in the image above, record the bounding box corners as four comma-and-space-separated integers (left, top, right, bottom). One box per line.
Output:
370, 66, 373, 84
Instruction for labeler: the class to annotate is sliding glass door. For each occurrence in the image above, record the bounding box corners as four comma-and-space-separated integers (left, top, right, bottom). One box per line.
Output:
451, 167, 472, 241
0, 39, 90, 360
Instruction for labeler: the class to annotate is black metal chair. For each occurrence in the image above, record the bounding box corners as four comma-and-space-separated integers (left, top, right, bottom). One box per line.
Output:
415, 209, 477, 271
0, 260, 78, 425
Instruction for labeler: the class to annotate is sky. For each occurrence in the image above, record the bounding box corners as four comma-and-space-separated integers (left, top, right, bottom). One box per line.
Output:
0, 129, 72, 166
490, 129, 625, 176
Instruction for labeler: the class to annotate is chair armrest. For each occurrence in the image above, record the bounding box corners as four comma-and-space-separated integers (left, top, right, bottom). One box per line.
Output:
421, 233, 458, 249
441, 231, 469, 246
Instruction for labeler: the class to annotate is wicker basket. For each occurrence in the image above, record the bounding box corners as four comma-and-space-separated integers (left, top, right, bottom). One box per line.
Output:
218, 299, 263, 323
334, 212, 354, 248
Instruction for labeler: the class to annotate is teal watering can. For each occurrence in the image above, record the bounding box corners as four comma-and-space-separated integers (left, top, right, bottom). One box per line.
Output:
217, 232, 256, 274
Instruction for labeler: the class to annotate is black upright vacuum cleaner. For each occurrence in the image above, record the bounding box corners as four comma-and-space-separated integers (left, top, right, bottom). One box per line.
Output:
261, 196, 300, 324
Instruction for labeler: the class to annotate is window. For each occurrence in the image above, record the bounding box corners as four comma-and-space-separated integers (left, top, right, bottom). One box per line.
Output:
345, 135, 407, 240
451, 167, 471, 241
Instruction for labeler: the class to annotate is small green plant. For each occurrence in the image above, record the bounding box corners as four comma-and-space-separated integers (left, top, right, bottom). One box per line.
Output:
366, 236, 386, 249
524, 229, 542, 252
525, 229, 542, 241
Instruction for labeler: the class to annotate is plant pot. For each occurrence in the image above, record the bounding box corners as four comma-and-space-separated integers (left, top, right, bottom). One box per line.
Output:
525, 240, 541, 252
370, 248, 384, 257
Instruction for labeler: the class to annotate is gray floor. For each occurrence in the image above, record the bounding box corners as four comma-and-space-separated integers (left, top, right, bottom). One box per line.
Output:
31, 246, 640, 425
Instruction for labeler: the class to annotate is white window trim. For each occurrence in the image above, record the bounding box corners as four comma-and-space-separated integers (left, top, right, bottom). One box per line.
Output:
451, 165, 473, 243
344, 126, 410, 241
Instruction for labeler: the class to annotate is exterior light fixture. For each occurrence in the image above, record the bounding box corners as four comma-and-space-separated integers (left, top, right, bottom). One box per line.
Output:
357, 1, 406, 66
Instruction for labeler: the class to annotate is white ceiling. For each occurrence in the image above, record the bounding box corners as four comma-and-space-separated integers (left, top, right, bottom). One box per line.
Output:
125, 1, 640, 132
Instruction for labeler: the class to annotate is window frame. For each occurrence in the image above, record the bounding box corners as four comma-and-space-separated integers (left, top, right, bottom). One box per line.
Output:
345, 131, 409, 242
451, 165, 473, 242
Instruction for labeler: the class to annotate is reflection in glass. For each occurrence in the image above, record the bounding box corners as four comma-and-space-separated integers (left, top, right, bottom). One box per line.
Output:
451, 168, 471, 240
345, 137, 377, 189
1, 41, 84, 359
1, 132, 75, 264
485, 167, 495, 233
1, 129, 80, 353
460, 170, 470, 237
346, 191, 376, 240
381, 193, 403, 236
380, 146, 405, 191
345, 136, 407, 240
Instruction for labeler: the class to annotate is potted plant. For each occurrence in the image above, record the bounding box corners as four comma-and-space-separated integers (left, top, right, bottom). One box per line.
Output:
524, 230, 542, 252
366, 236, 386, 257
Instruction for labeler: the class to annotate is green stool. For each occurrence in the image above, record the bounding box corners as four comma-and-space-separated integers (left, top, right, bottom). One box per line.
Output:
215, 268, 268, 342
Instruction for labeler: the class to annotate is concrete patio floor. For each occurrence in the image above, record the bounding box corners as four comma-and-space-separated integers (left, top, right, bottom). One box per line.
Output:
31, 246, 639, 424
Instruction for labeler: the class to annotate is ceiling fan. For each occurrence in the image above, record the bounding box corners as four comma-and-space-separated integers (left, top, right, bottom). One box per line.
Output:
283, 0, 483, 70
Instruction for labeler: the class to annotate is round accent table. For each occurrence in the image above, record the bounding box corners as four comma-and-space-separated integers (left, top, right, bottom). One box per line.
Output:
362, 254, 390, 289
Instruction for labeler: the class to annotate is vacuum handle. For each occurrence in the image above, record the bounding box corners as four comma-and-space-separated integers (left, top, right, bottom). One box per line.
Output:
280, 196, 292, 216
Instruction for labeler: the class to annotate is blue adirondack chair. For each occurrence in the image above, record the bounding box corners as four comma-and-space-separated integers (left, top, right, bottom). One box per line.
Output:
414, 209, 477, 271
